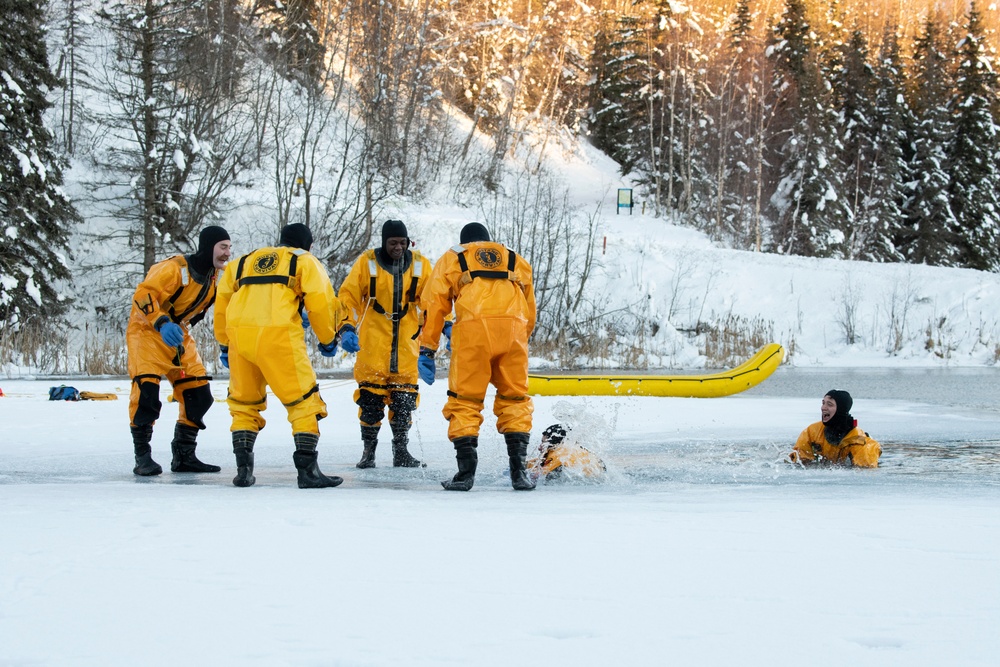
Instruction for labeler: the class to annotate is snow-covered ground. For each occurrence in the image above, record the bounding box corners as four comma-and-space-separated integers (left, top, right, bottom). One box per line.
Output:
2, 371, 998, 666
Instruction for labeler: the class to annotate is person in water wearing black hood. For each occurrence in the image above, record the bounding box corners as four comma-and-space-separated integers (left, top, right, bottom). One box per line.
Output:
788, 389, 882, 468
336, 219, 433, 469
127, 225, 232, 477
526, 424, 607, 483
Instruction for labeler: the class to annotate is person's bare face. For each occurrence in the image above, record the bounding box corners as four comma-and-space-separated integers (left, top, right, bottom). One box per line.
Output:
213, 240, 232, 269
821, 396, 837, 423
385, 237, 408, 261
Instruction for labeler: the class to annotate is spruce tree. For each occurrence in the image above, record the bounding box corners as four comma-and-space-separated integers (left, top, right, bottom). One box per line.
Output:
831, 30, 878, 258
864, 26, 911, 263
709, 0, 757, 246
948, 1, 1000, 271
767, 0, 850, 258
0, 0, 76, 329
587, 12, 648, 175
832, 28, 903, 261
902, 15, 959, 266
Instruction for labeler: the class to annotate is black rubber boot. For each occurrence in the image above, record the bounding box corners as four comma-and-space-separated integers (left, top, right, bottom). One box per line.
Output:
356, 425, 379, 469
132, 424, 162, 476
441, 436, 478, 491
505, 432, 536, 491
170, 423, 221, 473
293, 432, 343, 489
390, 420, 423, 468
232, 430, 257, 487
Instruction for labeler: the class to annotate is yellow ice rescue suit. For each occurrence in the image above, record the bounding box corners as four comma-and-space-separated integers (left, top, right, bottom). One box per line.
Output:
127, 255, 217, 429
338, 248, 431, 428
789, 422, 882, 468
527, 444, 607, 482
418, 241, 536, 440
215, 245, 341, 434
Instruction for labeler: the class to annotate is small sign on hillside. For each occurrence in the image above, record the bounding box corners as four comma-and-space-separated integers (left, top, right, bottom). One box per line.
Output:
617, 188, 633, 215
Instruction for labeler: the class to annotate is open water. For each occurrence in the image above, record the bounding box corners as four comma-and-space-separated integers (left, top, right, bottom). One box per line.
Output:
608, 367, 1000, 491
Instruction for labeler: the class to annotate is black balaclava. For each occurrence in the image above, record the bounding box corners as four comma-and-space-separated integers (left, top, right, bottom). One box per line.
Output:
824, 389, 855, 444
376, 219, 410, 269
381, 219, 408, 250
542, 424, 568, 446
187, 225, 230, 277
460, 222, 491, 244
279, 223, 313, 251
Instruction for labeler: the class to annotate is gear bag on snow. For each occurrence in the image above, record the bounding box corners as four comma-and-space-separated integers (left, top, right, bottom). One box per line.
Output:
48, 385, 81, 401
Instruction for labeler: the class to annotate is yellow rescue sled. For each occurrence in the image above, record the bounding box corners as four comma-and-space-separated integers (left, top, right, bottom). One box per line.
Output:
528, 343, 784, 398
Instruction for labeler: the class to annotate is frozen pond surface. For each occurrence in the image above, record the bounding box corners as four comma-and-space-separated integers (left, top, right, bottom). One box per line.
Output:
3, 368, 1000, 490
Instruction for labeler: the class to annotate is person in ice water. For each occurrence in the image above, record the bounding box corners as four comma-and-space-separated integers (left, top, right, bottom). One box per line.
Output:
127, 225, 231, 477
527, 424, 607, 483
336, 219, 433, 469
788, 389, 882, 468
417, 221, 537, 491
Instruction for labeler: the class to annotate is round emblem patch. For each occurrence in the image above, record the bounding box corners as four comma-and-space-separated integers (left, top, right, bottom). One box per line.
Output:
475, 248, 503, 269
253, 252, 279, 274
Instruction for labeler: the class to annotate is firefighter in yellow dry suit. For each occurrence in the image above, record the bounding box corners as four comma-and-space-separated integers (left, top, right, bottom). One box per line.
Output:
214, 223, 344, 489
788, 389, 882, 468
127, 225, 232, 476
417, 222, 537, 491
527, 424, 607, 483
337, 219, 433, 469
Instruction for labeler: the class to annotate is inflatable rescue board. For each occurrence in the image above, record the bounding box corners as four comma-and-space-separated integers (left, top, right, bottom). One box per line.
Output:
528, 343, 784, 398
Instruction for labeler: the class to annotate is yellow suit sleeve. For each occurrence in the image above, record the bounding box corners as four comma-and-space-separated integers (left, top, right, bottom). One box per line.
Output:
417, 253, 458, 351
132, 260, 181, 329
337, 254, 369, 332
790, 425, 818, 464
299, 253, 341, 346
847, 435, 882, 468
213, 260, 237, 347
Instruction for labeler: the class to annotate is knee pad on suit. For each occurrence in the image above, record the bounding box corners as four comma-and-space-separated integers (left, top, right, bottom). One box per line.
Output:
357, 389, 385, 426
181, 383, 214, 429
132, 379, 162, 427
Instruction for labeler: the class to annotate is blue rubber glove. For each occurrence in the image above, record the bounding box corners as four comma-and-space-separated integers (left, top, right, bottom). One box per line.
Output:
418, 347, 436, 385
300, 309, 310, 329
442, 320, 453, 352
340, 328, 360, 353
219, 346, 229, 369
158, 321, 184, 347
318, 340, 338, 357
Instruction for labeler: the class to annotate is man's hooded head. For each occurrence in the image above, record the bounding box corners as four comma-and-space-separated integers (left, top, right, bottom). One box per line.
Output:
382, 219, 408, 248
825, 390, 853, 416
279, 223, 313, 251
188, 225, 230, 275
823, 389, 855, 444
381, 219, 409, 262
460, 222, 491, 244
542, 424, 568, 446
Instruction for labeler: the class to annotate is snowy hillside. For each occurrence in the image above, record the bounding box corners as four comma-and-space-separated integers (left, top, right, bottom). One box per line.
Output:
336, 137, 1000, 371
11, 2, 1000, 376
20, 125, 1000, 378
